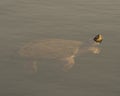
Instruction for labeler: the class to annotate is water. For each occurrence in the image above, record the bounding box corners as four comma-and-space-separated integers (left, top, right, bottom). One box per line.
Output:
0, 0, 120, 96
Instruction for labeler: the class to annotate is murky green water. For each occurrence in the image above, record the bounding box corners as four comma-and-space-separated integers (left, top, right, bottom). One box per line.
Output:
0, 0, 120, 96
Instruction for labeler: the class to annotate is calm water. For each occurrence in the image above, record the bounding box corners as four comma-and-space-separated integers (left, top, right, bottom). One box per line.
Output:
0, 0, 120, 96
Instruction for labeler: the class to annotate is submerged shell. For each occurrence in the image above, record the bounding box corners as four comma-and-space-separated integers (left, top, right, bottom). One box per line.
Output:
19, 39, 82, 59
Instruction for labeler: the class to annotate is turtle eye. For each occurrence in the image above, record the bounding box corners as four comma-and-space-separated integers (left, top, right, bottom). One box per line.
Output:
93, 34, 103, 43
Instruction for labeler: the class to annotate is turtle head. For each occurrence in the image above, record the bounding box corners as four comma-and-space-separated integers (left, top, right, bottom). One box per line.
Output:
78, 34, 103, 54
79, 34, 103, 54
89, 34, 103, 54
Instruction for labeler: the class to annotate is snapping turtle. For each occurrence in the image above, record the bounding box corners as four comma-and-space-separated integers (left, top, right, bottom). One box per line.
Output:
19, 34, 103, 72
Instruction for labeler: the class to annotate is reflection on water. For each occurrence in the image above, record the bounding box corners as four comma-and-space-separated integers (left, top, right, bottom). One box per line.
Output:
0, 0, 120, 96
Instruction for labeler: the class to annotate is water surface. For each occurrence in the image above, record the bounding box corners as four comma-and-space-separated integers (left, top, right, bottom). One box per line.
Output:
0, 0, 120, 96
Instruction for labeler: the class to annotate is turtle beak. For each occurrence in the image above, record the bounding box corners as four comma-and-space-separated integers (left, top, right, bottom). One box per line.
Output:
93, 34, 103, 44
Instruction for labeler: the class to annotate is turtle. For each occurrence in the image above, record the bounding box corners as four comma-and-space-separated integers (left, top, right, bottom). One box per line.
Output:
19, 34, 103, 73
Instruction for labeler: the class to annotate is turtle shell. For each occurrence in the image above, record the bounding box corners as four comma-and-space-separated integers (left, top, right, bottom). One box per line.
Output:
19, 39, 82, 59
